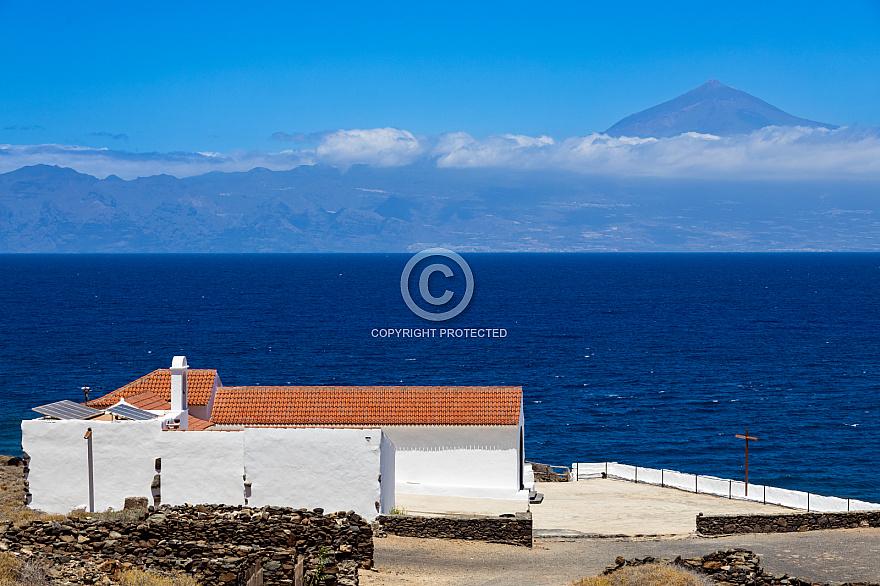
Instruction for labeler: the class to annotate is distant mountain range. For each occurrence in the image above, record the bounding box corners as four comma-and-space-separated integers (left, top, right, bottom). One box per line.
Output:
605, 79, 836, 138
1, 163, 876, 253
0, 81, 873, 253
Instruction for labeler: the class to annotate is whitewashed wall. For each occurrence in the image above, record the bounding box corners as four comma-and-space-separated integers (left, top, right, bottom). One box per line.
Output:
23, 420, 394, 519
571, 462, 606, 479
379, 433, 395, 514
244, 428, 388, 520
157, 429, 244, 506
384, 425, 528, 502
22, 419, 158, 514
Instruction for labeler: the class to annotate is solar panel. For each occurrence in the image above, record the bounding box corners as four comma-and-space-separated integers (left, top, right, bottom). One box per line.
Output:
33, 400, 103, 420
106, 403, 159, 421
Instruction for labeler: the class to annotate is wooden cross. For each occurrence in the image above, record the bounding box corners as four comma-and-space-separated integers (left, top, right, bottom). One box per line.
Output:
735, 429, 759, 495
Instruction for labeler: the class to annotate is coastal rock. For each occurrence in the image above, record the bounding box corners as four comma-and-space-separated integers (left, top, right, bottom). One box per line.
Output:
605, 549, 879, 586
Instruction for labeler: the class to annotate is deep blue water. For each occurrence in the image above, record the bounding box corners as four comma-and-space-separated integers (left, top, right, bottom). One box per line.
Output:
1, 253, 878, 502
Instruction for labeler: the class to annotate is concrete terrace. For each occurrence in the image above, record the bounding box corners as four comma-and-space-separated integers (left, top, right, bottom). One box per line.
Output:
368, 480, 880, 586
397, 478, 793, 537
531, 479, 793, 537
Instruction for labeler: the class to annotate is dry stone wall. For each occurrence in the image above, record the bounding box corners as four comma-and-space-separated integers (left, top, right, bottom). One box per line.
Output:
0, 504, 374, 586
697, 511, 880, 534
377, 512, 532, 547
527, 462, 569, 482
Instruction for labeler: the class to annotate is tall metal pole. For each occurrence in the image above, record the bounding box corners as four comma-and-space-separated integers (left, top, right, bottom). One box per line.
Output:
84, 428, 94, 513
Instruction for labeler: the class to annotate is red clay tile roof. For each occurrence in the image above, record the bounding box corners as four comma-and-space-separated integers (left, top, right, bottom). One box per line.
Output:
210, 386, 522, 426
123, 391, 171, 411
186, 414, 215, 431
88, 369, 217, 408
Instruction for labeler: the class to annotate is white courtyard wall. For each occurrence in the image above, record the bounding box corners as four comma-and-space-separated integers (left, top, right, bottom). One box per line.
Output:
697, 475, 730, 497
379, 433, 395, 514
572, 462, 880, 512
572, 462, 606, 480
157, 430, 245, 506
23, 420, 392, 519
22, 419, 158, 515
636, 466, 662, 486
384, 425, 527, 502
808, 494, 850, 513
244, 428, 387, 520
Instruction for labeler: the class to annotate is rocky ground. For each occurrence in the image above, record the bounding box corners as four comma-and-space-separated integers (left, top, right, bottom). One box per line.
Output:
361, 530, 880, 586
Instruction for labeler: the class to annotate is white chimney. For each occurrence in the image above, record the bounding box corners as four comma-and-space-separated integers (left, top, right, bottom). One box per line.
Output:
170, 355, 188, 411
164, 355, 189, 430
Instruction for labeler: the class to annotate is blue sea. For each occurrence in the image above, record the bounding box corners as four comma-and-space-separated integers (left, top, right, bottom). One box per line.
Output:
1, 253, 878, 502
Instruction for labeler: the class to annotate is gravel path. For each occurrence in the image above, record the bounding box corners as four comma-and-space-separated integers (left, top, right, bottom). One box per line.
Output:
360, 528, 880, 586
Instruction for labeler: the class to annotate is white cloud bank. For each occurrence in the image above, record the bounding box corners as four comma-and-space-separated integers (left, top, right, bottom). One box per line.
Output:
2, 125, 880, 180
433, 126, 880, 179
316, 127, 428, 167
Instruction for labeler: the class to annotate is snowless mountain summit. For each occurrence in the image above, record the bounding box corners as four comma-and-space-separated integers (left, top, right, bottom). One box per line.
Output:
605, 79, 837, 138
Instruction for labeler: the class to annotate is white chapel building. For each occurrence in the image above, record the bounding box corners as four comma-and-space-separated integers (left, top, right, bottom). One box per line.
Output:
23, 357, 532, 518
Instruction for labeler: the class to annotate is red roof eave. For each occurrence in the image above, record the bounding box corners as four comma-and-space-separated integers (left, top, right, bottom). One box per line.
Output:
209, 385, 522, 427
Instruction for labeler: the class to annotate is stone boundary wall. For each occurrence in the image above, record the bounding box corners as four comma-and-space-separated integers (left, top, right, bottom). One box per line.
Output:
697, 511, 880, 535
606, 548, 880, 586
377, 512, 532, 547
0, 504, 374, 586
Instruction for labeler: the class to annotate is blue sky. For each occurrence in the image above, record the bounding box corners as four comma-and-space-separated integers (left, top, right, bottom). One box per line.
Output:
1, 1, 879, 179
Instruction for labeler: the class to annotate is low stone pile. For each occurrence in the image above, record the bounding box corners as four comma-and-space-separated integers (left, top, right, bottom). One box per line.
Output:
697, 512, 880, 535
0, 504, 374, 586
528, 462, 570, 482
4, 456, 23, 467
605, 548, 880, 586
377, 512, 532, 547
40, 556, 125, 586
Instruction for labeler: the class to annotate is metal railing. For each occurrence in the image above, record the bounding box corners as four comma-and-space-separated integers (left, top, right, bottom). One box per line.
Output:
571, 462, 880, 513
